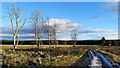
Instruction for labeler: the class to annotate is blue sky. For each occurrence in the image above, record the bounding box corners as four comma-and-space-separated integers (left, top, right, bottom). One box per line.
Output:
1, 0, 119, 2
1, 2, 118, 40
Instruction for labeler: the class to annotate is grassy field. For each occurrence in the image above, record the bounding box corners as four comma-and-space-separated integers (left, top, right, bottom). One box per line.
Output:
0, 45, 98, 50
1, 45, 98, 67
2, 45, 119, 67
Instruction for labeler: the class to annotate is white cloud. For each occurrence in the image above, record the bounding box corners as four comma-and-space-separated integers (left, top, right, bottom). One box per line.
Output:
19, 34, 35, 36
87, 32, 118, 40
74, 32, 118, 40
81, 34, 86, 36
47, 19, 85, 32
0, 34, 35, 37
97, 33, 118, 39
88, 29, 115, 32
0, 34, 13, 36
79, 29, 116, 33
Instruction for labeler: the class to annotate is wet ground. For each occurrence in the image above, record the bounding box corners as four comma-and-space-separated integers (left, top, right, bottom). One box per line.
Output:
90, 50, 102, 68
71, 49, 113, 68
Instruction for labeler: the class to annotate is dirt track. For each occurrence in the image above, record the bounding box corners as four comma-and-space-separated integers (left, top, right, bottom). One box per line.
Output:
71, 49, 113, 68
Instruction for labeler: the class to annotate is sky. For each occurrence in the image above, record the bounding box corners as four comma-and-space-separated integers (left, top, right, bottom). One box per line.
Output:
1, 0, 119, 2
1, 2, 118, 40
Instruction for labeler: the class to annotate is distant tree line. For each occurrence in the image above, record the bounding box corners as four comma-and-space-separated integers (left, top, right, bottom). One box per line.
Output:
1, 39, 120, 46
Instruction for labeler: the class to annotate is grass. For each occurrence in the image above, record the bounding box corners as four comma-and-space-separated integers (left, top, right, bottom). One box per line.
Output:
96, 46, 120, 56
3, 45, 120, 67
95, 46, 120, 66
0, 45, 98, 50
1, 45, 98, 67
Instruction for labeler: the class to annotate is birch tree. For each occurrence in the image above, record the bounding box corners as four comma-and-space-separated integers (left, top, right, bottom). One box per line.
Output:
71, 28, 77, 47
44, 19, 57, 48
29, 9, 45, 48
7, 3, 26, 50
47, 18, 51, 48
48, 21, 57, 48
53, 21, 57, 48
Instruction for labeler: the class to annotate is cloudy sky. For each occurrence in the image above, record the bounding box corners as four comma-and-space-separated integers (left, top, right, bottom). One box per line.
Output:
1, 2, 118, 40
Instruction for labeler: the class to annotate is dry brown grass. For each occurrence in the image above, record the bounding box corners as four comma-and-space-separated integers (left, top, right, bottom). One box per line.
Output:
0, 45, 98, 50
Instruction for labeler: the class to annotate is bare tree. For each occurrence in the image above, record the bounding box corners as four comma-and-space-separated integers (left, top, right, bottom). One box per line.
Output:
7, 3, 26, 50
49, 24, 54, 48
43, 18, 51, 48
53, 21, 57, 48
47, 18, 51, 48
29, 9, 45, 48
48, 21, 57, 48
44, 20, 58, 48
71, 28, 77, 47
37, 17, 44, 48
